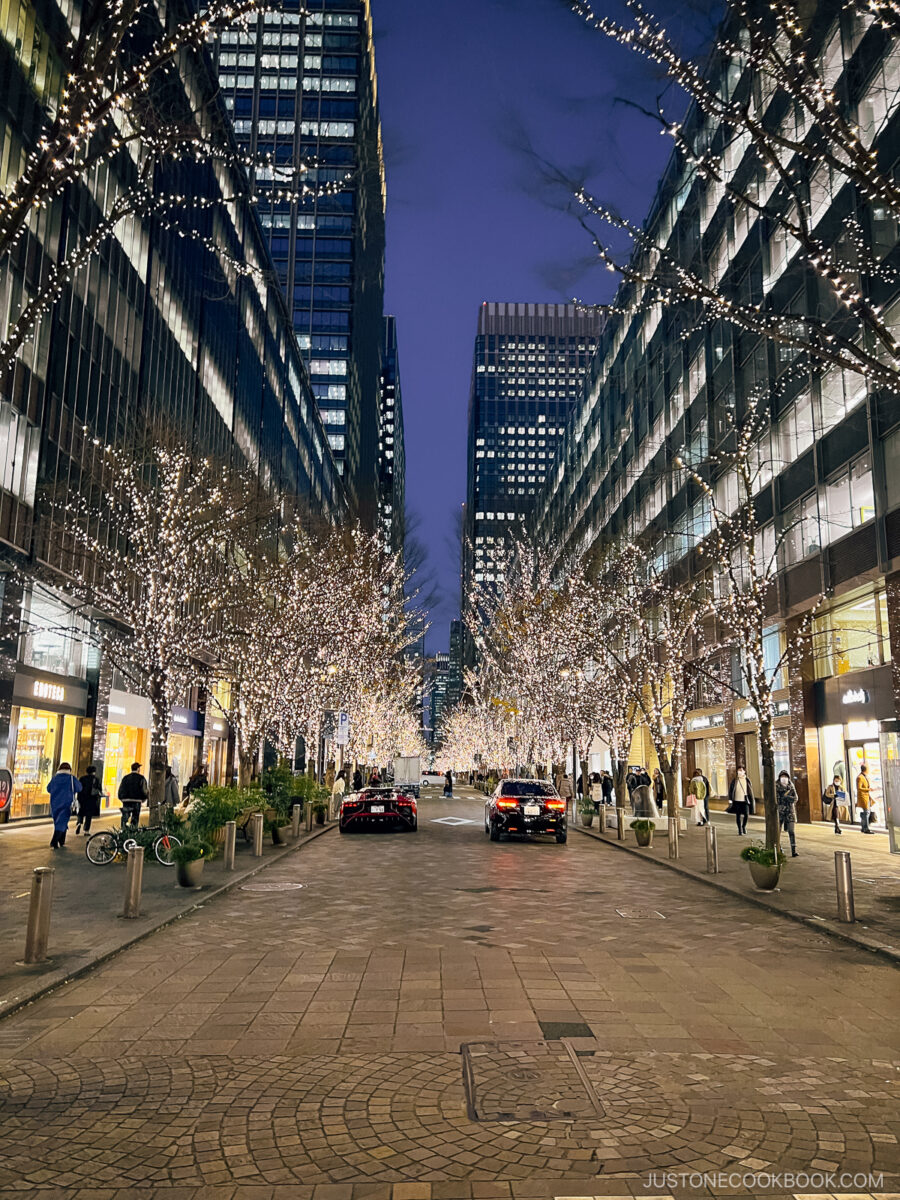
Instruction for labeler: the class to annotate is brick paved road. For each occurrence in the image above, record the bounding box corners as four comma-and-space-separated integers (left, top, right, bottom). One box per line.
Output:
0, 787, 898, 1199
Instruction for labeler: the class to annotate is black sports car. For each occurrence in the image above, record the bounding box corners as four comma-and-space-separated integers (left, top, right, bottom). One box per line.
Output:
339, 787, 418, 833
484, 779, 567, 843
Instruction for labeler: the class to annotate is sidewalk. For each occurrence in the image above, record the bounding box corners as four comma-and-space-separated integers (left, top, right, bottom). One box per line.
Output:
0, 812, 336, 1019
576, 807, 900, 962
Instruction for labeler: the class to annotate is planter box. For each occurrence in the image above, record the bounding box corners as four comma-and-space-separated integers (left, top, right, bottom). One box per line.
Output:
272, 824, 292, 845
634, 830, 654, 847
579, 812, 594, 827
176, 858, 205, 888
748, 861, 781, 890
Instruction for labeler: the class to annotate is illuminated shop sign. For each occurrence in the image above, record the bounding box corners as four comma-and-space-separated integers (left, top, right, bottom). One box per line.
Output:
33, 680, 65, 703
842, 688, 870, 706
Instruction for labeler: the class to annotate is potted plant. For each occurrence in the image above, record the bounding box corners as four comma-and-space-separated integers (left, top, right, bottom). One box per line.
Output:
312, 799, 328, 825
185, 786, 246, 847
172, 838, 209, 888
740, 841, 786, 890
630, 818, 655, 847
578, 797, 595, 828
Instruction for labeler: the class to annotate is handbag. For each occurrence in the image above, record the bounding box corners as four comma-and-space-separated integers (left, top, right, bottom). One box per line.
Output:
725, 801, 735, 813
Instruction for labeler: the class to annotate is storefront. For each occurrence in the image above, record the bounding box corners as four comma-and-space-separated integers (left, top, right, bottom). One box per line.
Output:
732, 697, 792, 799
168, 706, 202, 791
685, 709, 728, 800
815, 666, 894, 826
103, 689, 151, 807
205, 713, 230, 785
8, 669, 89, 820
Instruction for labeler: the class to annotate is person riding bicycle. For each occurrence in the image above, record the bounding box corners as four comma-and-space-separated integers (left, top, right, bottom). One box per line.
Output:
118, 762, 148, 828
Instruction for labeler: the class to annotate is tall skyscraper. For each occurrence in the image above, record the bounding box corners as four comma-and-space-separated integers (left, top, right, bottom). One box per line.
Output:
462, 303, 605, 603
447, 620, 464, 709
215, 0, 386, 525
378, 316, 406, 556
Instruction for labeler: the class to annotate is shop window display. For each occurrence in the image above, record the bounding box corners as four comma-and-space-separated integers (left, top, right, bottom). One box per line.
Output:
11, 709, 81, 819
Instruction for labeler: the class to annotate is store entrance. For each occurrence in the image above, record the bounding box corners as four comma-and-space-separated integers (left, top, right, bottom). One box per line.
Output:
11, 708, 81, 819
846, 740, 884, 826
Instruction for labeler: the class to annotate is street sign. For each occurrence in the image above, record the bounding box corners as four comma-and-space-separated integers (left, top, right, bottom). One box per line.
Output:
335, 712, 350, 746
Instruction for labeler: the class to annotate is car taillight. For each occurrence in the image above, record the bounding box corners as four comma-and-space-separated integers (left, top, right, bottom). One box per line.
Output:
545, 799, 566, 810
343, 800, 360, 809
497, 799, 519, 808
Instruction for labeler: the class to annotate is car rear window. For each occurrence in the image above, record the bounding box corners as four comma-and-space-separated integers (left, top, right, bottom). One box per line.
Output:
499, 781, 556, 797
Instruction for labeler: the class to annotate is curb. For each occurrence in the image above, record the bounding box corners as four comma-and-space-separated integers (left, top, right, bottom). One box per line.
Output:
0, 822, 337, 1022
573, 823, 900, 967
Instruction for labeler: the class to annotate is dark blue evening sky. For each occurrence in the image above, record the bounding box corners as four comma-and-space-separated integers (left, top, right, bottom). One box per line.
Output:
374, 0, 712, 650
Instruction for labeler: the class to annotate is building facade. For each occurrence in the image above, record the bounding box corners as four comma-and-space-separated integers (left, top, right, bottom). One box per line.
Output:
215, 0, 386, 525
422, 652, 450, 749
462, 303, 605, 612
378, 315, 406, 556
536, 2, 900, 834
447, 619, 464, 710
0, 0, 344, 820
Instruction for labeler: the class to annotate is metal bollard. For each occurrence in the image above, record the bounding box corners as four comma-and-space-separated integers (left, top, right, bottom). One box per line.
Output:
616, 806, 625, 840
304, 802, 314, 833
251, 811, 264, 858
24, 867, 55, 963
291, 803, 301, 840
835, 850, 855, 923
223, 820, 236, 871
705, 823, 719, 873
667, 816, 679, 859
122, 845, 143, 919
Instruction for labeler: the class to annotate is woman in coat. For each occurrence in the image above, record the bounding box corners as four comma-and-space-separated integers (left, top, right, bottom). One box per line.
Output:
47, 762, 82, 849
652, 767, 667, 814
76, 765, 103, 834
727, 766, 754, 835
856, 764, 873, 833
164, 766, 180, 812
776, 770, 799, 857
823, 775, 845, 834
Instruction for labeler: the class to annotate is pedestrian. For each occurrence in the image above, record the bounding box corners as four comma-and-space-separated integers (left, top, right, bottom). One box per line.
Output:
47, 762, 81, 848
776, 770, 800, 857
823, 774, 845, 834
331, 769, 346, 817
369, 768, 381, 787
118, 761, 148, 829
601, 771, 614, 805
856, 763, 873, 833
184, 765, 208, 800
652, 767, 667, 814
75, 764, 102, 834
727, 766, 754, 835
164, 765, 180, 812
325, 763, 335, 791
557, 772, 573, 800
443, 769, 453, 798
688, 769, 709, 826
626, 767, 638, 795
638, 765, 652, 789
352, 767, 363, 791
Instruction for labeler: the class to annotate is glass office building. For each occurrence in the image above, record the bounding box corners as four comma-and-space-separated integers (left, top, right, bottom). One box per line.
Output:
215, 0, 386, 526
378, 315, 406, 557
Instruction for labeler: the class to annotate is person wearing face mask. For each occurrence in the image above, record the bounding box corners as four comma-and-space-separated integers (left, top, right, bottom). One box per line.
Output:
727, 766, 754, 835
776, 770, 800, 857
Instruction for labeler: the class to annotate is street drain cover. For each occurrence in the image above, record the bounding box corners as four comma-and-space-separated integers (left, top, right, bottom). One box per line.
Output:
462, 1041, 603, 1121
240, 882, 304, 892
615, 908, 665, 919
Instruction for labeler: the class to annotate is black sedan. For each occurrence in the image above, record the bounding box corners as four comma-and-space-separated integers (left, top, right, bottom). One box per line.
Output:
484, 779, 567, 844
339, 787, 418, 833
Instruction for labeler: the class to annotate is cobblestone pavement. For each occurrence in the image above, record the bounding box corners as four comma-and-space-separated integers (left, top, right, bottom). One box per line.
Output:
0, 788, 898, 1199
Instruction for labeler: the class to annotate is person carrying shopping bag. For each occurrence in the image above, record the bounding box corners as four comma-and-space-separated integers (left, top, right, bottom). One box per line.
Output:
75, 765, 102, 834
856, 764, 874, 833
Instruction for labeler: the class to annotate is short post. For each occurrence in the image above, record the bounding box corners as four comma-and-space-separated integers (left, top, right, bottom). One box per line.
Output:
835, 850, 855, 923
616, 806, 625, 841
251, 811, 264, 858
223, 820, 236, 871
305, 801, 314, 833
122, 845, 143, 919
667, 816, 679, 859
23, 867, 55, 963
291, 803, 301, 840
705, 823, 719, 873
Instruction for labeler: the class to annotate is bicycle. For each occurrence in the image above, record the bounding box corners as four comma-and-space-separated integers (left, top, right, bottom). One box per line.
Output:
85, 823, 182, 866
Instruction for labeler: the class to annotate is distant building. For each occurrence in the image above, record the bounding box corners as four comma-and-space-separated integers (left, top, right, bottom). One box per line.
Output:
378, 316, 406, 556
448, 620, 464, 709
424, 653, 450, 748
215, 0, 386, 525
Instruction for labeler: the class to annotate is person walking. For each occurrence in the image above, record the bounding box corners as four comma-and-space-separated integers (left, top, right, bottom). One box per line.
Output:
118, 762, 148, 829
652, 767, 667, 815
47, 762, 81, 849
443, 770, 453, 798
856, 763, 873, 833
184, 765, 208, 800
164, 766, 180, 813
75, 765, 102, 835
776, 770, 800, 857
823, 775, 845, 834
728, 766, 754, 835
331, 769, 346, 818
601, 771, 614, 806
352, 767, 363, 791
687, 770, 709, 826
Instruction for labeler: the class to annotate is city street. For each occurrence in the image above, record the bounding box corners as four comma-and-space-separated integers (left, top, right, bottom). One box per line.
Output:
0, 787, 898, 1199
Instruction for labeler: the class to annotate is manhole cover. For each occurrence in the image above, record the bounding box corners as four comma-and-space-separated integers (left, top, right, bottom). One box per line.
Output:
462, 1041, 603, 1121
615, 908, 665, 919
240, 882, 304, 892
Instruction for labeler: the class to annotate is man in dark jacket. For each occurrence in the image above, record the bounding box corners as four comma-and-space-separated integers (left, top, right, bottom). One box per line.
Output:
118, 762, 148, 828
76, 765, 103, 834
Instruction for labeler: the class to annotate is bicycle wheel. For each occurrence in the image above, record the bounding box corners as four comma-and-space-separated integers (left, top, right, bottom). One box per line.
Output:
85, 831, 119, 865
154, 833, 181, 866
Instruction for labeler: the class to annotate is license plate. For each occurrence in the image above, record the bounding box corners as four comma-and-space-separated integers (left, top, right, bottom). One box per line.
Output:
369, 804, 385, 813
524, 804, 541, 816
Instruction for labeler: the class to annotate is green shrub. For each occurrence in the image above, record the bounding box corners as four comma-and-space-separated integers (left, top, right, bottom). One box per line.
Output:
171, 837, 209, 865
630, 819, 656, 831
186, 786, 252, 842
740, 841, 786, 867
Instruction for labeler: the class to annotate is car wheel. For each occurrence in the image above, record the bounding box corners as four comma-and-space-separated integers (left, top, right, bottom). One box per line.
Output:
489, 823, 500, 842
339, 822, 348, 834
484, 819, 490, 835
556, 830, 567, 844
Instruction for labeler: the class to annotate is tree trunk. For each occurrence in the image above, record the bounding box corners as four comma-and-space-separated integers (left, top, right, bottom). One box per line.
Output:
758, 716, 779, 850
148, 688, 168, 827
661, 759, 678, 816
612, 757, 628, 809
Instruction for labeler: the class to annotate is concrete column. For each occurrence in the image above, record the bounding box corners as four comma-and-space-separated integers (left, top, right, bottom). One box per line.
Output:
786, 617, 820, 823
